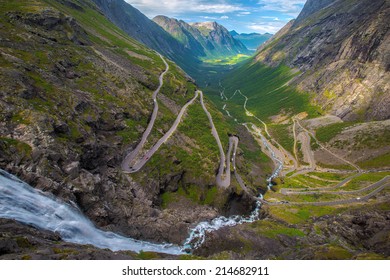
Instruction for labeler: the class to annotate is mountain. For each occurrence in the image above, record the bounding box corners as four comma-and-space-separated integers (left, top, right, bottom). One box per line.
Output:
255, 0, 390, 121
230, 31, 273, 51
152, 16, 208, 58
153, 16, 250, 59
91, 0, 200, 75
229, 30, 239, 37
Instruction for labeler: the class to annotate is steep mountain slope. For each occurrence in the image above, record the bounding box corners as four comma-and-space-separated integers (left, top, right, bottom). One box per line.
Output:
255, 0, 390, 121
230, 31, 272, 51
152, 16, 207, 58
153, 15, 250, 59
0, 0, 265, 255
91, 0, 200, 75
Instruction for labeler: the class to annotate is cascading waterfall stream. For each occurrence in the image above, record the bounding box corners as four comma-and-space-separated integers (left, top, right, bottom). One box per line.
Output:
183, 153, 283, 250
0, 169, 182, 255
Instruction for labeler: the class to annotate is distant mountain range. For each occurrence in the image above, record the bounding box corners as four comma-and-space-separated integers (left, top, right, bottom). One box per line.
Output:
229, 31, 273, 51
153, 16, 250, 59
92, 0, 250, 75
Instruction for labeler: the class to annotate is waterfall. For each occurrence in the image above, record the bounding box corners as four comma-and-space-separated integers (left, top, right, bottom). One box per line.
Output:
0, 169, 183, 255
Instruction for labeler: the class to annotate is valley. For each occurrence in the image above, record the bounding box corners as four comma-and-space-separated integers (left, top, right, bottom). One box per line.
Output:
0, 0, 389, 260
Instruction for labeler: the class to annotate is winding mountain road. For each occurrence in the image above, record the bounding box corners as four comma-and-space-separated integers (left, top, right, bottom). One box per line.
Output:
121, 68, 234, 188
296, 120, 362, 173
123, 91, 199, 173
226, 88, 388, 208
122, 54, 169, 172
281, 173, 360, 194
199, 91, 231, 188
230, 136, 251, 194
261, 179, 390, 207
282, 176, 389, 195
290, 130, 316, 177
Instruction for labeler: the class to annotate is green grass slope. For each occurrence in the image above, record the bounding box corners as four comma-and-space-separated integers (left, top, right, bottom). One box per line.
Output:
206, 60, 321, 123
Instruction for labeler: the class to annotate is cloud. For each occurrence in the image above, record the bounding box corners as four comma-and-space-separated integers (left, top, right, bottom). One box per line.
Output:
126, 0, 245, 17
261, 16, 280, 21
257, 0, 305, 16
125, 0, 305, 34
236, 11, 251, 17
200, 16, 218, 20
248, 21, 286, 34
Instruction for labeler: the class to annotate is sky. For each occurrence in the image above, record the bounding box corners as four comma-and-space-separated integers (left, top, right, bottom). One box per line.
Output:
125, 0, 307, 34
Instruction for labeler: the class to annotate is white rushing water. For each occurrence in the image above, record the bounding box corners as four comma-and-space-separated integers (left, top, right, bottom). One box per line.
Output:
0, 169, 183, 255
183, 151, 283, 250
260, 134, 284, 191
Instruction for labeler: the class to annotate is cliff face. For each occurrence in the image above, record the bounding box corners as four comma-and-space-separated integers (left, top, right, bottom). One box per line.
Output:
256, 0, 390, 121
153, 16, 250, 59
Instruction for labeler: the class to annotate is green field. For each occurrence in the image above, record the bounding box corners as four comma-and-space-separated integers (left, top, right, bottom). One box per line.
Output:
315, 122, 356, 143
206, 61, 322, 122
203, 54, 252, 65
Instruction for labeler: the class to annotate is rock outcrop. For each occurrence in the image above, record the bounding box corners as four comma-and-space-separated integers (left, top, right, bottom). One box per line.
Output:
256, 0, 390, 121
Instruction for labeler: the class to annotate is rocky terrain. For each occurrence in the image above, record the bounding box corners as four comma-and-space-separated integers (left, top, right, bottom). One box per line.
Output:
153, 16, 250, 60
255, 0, 390, 121
0, 218, 137, 260
0, 0, 264, 259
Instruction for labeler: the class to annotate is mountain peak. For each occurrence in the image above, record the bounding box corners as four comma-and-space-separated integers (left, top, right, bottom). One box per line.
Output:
190, 21, 219, 33
295, 0, 338, 24
153, 16, 249, 58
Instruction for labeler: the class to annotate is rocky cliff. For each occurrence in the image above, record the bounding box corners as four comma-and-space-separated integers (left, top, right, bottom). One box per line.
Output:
256, 0, 390, 121
153, 16, 250, 59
